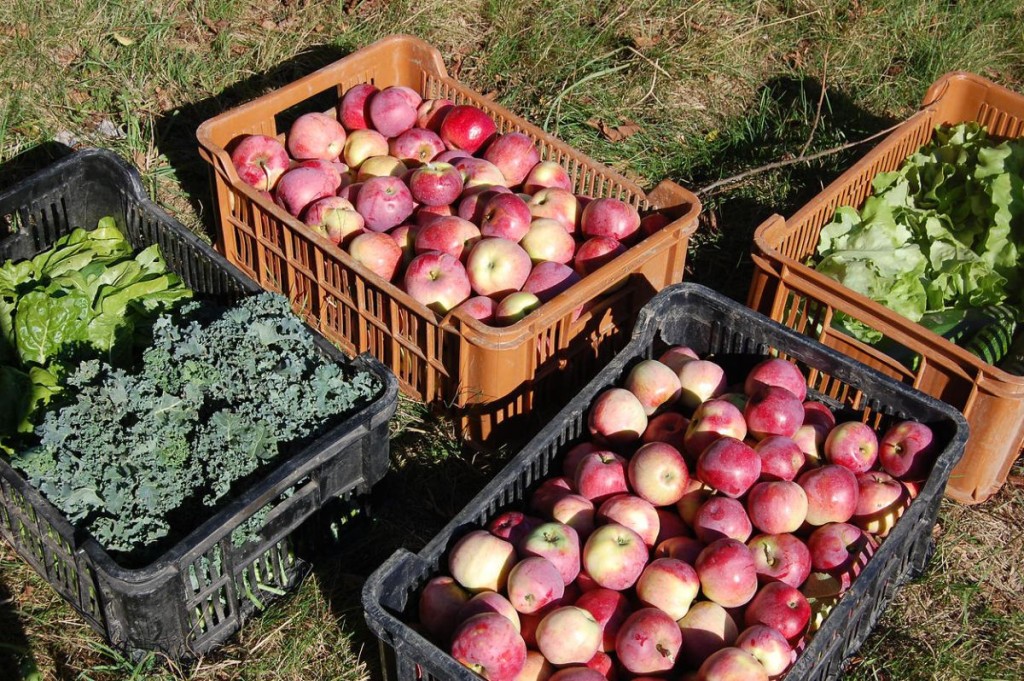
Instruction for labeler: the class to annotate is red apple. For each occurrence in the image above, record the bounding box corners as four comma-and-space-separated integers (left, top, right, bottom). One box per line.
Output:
697, 437, 761, 499
416, 203, 454, 225
597, 494, 660, 547
419, 575, 471, 643
528, 188, 580, 232
640, 211, 671, 237
744, 385, 804, 440
677, 359, 729, 410
744, 358, 807, 401
530, 477, 574, 516
356, 155, 408, 182
824, 421, 879, 473
274, 166, 336, 217
368, 86, 419, 137
489, 511, 543, 546
697, 647, 769, 681
460, 295, 498, 324
522, 261, 581, 302
685, 399, 748, 462
451, 612, 527, 681
389, 127, 446, 167
693, 496, 752, 544
587, 389, 647, 447
615, 608, 682, 675
803, 400, 836, 428
440, 105, 498, 154
479, 193, 533, 241
853, 470, 911, 537
659, 345, 700, 372
448, 530, 517, 593
807, 522, 873, 575
416, 98, 454, 132
339, 83, 378, 131
389, 223, 418, 265
573, 236, 625, 276
287, 111, 347, 161
642, 412, 689, 451
798, 465, 859, 526
408, 162, 464, 206
343, 128, 390, 168
735, 625, 794, 678
584, 652, 615, 681
562, 442, 599, 479
507, 557, 565, 615
466, 238, 533, 297
355, 175, 415, 231
792, 423, 828, 467
582, 523, 648, 591
458, 591, 521, 632
484, 132, 541, 187
536, 607, 602, 666
551, 494, 596, 539
624, 360, 682, 417
455, 157, 507, 190
746, 481, 808, 535
744, 581, 810, 642
656, 508, 690, 543
627, 442, 690, 506
519, 522, 581, 585
348, 231, 403, 281
695, 538, 759, 608
580, 198, 641, 243
523, 161, 573, 194
654, 536, 705, 565
575, 588, 631, 652
635, 558, 700, 620
520, 219, 577, 264
753, 436, 806, 482
747, 533, 812, 589
677, 478, 713, 527
879, 421, 937, 481
547, 669, 603, 681
677, 601, 739, 667
230, 134, 290, 191
304, 196, 364, 246
297, 158, 345, 192
415, 216, 482, 262
403, 252, 472, 314
516, 651, 553, 681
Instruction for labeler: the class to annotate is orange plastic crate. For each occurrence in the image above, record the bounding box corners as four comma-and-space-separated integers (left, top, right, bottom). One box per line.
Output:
197, 34, 700, 448
748, 71, 1024, 504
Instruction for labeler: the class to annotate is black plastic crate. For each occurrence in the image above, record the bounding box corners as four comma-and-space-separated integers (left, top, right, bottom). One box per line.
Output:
0, 148, 399, 660
362, 283, 968, 681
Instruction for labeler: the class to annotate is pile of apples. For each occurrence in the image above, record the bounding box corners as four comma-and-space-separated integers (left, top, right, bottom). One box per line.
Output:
416, 348, 938, 680
228, 84, 669, 326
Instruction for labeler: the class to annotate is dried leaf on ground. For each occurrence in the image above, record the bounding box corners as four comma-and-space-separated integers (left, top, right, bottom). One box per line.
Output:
586, 118, 642, 142
785, 38, 812, 68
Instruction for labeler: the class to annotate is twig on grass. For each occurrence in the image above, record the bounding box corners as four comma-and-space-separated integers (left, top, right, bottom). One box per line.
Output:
799, 46, 830, 157
695, 118, 908, 197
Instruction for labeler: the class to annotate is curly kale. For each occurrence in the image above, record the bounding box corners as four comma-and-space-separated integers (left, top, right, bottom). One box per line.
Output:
17, 293, 380, 557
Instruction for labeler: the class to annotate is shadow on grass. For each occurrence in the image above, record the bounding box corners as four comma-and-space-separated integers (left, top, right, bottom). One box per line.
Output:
0, 572, 40, 680
682, 75, 900, 302
153, 43, 354, 241
0, 141, 75, 200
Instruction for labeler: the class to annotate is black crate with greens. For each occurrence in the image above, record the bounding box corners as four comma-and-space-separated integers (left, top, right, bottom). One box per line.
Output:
0, 149, 397, 660
813, 122, 1024, 371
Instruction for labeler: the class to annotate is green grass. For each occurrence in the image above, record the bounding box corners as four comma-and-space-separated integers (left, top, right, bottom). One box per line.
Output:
1, 0, 1024, 679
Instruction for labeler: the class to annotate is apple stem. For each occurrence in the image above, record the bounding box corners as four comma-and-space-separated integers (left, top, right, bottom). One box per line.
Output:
657, 643, 673, 660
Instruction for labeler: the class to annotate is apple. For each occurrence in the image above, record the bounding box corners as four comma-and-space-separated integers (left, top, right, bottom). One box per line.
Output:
419, 575, 471, 643
744, 385, 805, 440
584, 652, 615, 680
635, 558, 700, 620
536, 606, 602, 666
697, 647, 769, 681
798, 465, 859, 526
677, 478, 713, 527
582, 523, 648, 591
746, 481, 808, 535
677, 359, 728, 410
575, 588, 631, 652
800, 569, 852, 600
458, 591, 522, 632
744, 358, 807, 401
530, 477, 574, 516
803, 400, 836, 428
440, 105, 498, 154
367, 86, 419, 137
659, 345, 700, 372
695, 538, 759, 608
573, 236, 626, 276
879, 421, 937, 481
597, 495, 660, 547
348, 231, 403, 281
479, 193, 533, 241
355, 175, 415, 231
677, 601, 739, 667
624, 360, 682, 417
451, 612, 527, 681
656, 508, 690, 543
547, 669, 603, 681
417, 98, 454, 131
403, 252, 472, 314
304, 196, 364, 246
458, 186, 509, 223
297, 159, 346, 192
551, 494, 596, 539
697, 437, 761, 498
807, 522, 873, 575
853, 470, 911, 537
587, 389, 647, 447
489, 511, 544, 546
483, 132, 542, 187
735, 625, 794, 678
744, 581, 810, 642
460, 295, 498, 324
448, 530, 517, 593
528, 188, 580, 232
230, 134, 290, 191
748, 533, 812, 589
693, 496, 752, 544
642, 412, 689, 451
561, 442, 599, 479
466, 238, 533, 297
522, 262, 581, 302
580, 198, 641, 243
515, 651, 553, 681
339, 83, 378, 130
338, 181, 362, 204
654, 536, 705, 565
627, 442, 689, 506
455, 157, 508, 190
415, 203, 454, 225
415, 216, 482, 262
523, 161, 573, 194
520, 219, 576, 264
518, 522, 581, 585
792, 423, 827, 467
615, 608, 682, 675
343, 128, 390, 168
685, 399, 748, 462
753, 436, 806, 482
824, 421, 879, 473
273, 166, 336, 217
640, 211, 671, 237
406, 162, 462, 207
355, 155, 407, 182
506, 557, 565, 615
286, 112, 346, 161
389, 223, 418, 265
389, 127, 446, 167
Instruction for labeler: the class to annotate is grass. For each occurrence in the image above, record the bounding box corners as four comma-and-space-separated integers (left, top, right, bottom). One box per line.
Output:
1, 0, 1024, 679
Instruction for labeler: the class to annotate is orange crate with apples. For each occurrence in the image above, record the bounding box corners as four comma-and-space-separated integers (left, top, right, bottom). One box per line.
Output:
197, 34, 700, 448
